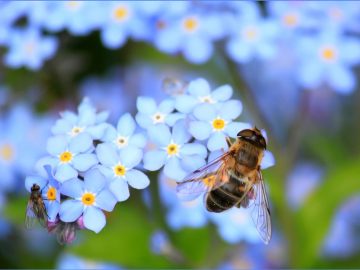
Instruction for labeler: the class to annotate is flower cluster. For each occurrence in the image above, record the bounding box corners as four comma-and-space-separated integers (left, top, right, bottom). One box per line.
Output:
25, 78, 275, 244
1, 2, 360, 93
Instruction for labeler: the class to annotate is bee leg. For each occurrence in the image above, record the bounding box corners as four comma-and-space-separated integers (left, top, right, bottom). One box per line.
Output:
226, 137, 232, 148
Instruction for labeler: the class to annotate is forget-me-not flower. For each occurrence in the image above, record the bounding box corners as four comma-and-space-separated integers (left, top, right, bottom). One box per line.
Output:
44, 133, 97, 183
135, 96, 183, 129
175, 78, 233, 114
143, 120, 207, 181
3, 27, 58, 70
189, 101, 250, 151
59, 168, 117, 233
51, 97, 110, 140
96, 143, 150, 202
102, 113, 146, 150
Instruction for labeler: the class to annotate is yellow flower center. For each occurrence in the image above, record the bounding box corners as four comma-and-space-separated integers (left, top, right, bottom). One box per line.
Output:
156, 20, 167, 30
283, 13, 298, 27
70, 126, 84, 136
212, 118, 226, 131
0, 143, 14, 162
321, 46, 337, 61
243, 26, 258, 41
115, 136, 128, 148
25, 42, 35, 54
47, 187, 57, 201
113, 6, 129, 21
152, 112, 165, 124
66, 1, 81, 10
166, 143, 179, 156
199, 95, 215, 104
183, 16, 198, 32
329, 7, 343, 21
114, 164, 126, 176
59, 151, 73, 163
81, 192, 95, 206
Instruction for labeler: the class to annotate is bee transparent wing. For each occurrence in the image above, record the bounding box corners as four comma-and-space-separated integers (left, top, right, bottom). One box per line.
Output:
250, 172, 272, 244
176, 152, 232, 201
25, 200, 36, 229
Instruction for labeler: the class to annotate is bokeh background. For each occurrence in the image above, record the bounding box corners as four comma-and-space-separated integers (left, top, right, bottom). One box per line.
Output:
1, 1, 360, 269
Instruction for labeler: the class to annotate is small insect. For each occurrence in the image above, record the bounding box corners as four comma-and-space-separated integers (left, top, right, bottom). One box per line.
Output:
176, 127, 272, 244
47, 219, 79, 245
162, 77, 188, 96
25, 183, 48, 228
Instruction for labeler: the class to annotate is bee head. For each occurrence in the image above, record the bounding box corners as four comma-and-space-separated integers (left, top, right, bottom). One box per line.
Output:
237, 127, 267, 149
31, 183, 40, 192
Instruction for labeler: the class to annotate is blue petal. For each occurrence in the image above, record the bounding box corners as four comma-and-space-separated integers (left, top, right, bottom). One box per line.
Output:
117, 113, 136, 136
158, 99, 175, 114
189, 121, 211, 140
327, 65, 355, 94
298, 61, 323, 89
181, 155, 206, 173
72, 154, 98, 172
172, 120, 191, 145
55, 164, 78, 183
84, 168, 106, 194
225, 122, 252, 138
46, 135, 67, 156
101, 25, 126, 49
25, 176, 47, 192
120, 146, 142, 169
226, 38, 252, 63
143, 150, 167, 171
187, 78, 211, 97
193, 103, 216, 121
35, 157, 58, 178
86, 123, 111, 140
83, 206, 106, 233
96, 143, 118, 166
51, 119, 72, 135
207, 132, 227, 151
95, 189, 117, 211
45, 201, 60, 222
181, 143, 207, 159
125, 169, 150, 189
166, 113, 185, 126
261, 150, 275, 169
59, 200, 83, 222
175, 95, 197, 113
135, 113, 152, 129
69, 132, 93, 153
212, 85, 232, 101
109, 178, 130, 201
148, 124, 171, 147
183, 37, 213, 64
129, 133, 147, 148
102, 125, 117, 142
137, 96, 157, 114
60, 178, 84, 198
164, 157, 187, 181
219, 100, 243, 120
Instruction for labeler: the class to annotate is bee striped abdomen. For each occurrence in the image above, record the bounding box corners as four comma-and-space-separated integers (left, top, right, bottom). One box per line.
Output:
206, 175, 247, 213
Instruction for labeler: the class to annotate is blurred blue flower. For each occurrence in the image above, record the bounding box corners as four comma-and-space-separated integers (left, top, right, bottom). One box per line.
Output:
103, 113, 146, 150
98, 2, 149, 49
57, 253, 122, 270
189, 102, 250, 151
25, 165, 60, 222
96, 143, 150, 202
226, 16, 279, 63
153, 10, 226, 63
44, 133, 97, 183
158, 172, 208, 229
150, 230, 171, 255
208, 207, 261, 244
143, 121, 207, 181
286, 162, 323, 210
135, 96, 183, 129
51, 97, 110, 140
59, 168, 116, 233
175, 78, 233, 114
3, 27, 58, 70
296, 31, 360, 94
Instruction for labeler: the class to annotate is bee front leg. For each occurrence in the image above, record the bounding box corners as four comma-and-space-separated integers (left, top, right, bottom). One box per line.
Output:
226, 137, 232, 148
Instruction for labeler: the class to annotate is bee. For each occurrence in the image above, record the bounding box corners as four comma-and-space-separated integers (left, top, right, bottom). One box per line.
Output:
25, 183, 48, 228
176, 127, 272, 244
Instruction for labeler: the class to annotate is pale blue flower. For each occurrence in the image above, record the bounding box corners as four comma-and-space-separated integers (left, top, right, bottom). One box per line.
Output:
3, 27, 58, 70
59, 168, 117, 233
135, 96, 183, 129
43, 133, 98, 183
96, 143, 150, 202
175, 78, 233, 114
102, 113, 146, 150
188, 102, 250, 151
51, 97, 110, 140
143, 121, 207, 181
57, 253, 122, 270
